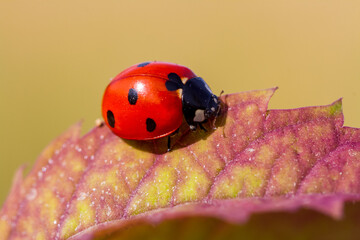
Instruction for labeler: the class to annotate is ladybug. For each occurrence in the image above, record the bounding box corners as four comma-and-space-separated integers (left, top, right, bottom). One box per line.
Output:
101, 61, 220, 150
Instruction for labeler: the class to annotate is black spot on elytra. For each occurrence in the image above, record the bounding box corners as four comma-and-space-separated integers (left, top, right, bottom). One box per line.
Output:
107, 110, 115, 128
137, 62, 151, 67
128, 88, 138, 105
165, 72, 183, 91
146, 118, 156, 132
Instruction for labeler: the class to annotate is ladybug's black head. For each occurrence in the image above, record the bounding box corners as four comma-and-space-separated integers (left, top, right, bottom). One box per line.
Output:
181, 77, 221, 130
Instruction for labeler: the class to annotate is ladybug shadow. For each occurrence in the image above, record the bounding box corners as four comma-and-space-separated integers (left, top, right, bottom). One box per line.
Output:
123, 99, 229, 155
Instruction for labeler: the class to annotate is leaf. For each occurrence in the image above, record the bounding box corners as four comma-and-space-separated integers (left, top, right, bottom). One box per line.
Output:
1, 88, 360, 240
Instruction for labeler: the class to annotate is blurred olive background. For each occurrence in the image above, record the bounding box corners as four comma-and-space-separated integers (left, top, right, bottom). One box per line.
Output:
0, 0, 359, 205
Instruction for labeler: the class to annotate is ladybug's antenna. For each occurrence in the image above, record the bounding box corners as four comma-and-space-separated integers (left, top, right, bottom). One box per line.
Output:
165, 73, 184, 91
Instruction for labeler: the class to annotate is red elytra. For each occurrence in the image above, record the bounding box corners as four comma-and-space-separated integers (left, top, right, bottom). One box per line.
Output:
101, 62, 197, 140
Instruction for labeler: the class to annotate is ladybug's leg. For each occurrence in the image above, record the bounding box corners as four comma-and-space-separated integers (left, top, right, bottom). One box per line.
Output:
167, 128, 180, 152
199, 123, 207, 132
189, 125, 197, 131
167, 136, 171, 152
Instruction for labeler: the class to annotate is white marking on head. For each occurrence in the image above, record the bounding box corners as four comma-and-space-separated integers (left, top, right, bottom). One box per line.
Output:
213, 97, 218, 104
211, 107, 215, 112
193, 109, 205, 122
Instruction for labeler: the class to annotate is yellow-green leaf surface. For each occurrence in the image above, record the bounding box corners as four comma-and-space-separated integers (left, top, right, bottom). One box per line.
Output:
1, 88, 360, 240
